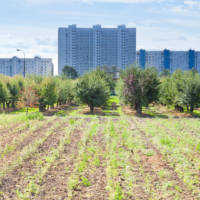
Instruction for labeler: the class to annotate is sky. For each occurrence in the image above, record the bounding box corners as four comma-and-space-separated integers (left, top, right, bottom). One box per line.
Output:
0, 0, 200, 75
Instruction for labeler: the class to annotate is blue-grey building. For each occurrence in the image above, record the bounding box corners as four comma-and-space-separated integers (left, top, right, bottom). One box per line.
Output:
58, 25, 136, 75
0, 56, 54, 77
137, 49, 200, 73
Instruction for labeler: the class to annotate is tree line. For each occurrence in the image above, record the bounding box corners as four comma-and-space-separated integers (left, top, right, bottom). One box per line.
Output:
0, 65, 199, 115
0, 67, 114, 114
0, 74, 74, 114
116, 66, 200, 114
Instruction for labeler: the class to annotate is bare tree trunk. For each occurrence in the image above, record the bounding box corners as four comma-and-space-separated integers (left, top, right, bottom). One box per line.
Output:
39, 104, 43, 112
3, 102, 5, 110
90, 106, 94, 113
136, 103, 142, 114
134, 104, 137, 111
26, 107, 28, 115
6, 103, 9, 108
190, 106, 194, 113
12, 100, 15, 108
181, 107, 184, 112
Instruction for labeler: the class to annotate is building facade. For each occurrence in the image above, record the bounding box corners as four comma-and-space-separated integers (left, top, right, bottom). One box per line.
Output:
137, 49, 200, 73
0, 56, 54, 77
58, 25, 136, 75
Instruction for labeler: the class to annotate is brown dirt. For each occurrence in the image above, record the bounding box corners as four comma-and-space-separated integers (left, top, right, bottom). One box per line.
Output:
0, 122, 26, 136
122, 106, 153, 118
153, 105, 198, 118
35, 119, 109, 200
43, 101, 80, 116
81, 103, 121, 116
132, 118, 195, 199
0, 117, 68, 199
0, 116, 199, 200
0, 107, 19, 114
0, 121, 43, 154
81, 107, 105, 115
0, 117, 61, 180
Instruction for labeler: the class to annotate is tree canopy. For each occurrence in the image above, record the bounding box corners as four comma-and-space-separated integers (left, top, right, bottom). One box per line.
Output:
159, 69, 200, 113
116, 66, 160, 114
62, 65, 78, 79
160, 68, 171, 77
75, 72, 110, 113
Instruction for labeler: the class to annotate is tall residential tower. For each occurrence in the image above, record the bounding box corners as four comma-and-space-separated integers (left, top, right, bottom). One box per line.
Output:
58, 25, 136, 75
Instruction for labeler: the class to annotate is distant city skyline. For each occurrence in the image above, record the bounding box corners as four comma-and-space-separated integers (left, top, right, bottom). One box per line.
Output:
0, 0, 200, 75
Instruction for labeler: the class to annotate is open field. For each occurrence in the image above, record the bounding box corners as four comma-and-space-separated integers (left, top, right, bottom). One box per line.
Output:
1, 100, 200, 199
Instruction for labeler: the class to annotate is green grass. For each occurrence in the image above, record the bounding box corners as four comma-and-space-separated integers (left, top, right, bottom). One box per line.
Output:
11, 107, 39, 114
0, 112, 44, 128
56, 110, 67, 117
68, 106, 87, 115
102, 96, 123, 115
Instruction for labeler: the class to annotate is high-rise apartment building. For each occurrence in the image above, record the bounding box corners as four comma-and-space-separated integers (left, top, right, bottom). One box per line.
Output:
58, 25, 136, 75
0, 56, 54, 77
137, 49, 200, 73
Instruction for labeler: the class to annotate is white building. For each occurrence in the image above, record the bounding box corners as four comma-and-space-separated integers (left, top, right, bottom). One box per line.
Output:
58, 25, 136, 75
0, 56, 54, 77
137, 49, 200, 73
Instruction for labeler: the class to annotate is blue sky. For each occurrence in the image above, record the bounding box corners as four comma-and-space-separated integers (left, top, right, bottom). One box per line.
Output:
0, 0, 200, 74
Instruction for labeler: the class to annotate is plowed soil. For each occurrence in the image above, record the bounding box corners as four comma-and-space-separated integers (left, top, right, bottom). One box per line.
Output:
0, 116, 199, 200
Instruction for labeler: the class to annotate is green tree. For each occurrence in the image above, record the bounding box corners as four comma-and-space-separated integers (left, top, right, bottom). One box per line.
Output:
62, 65, 78, 79
160, 68, 171, 77
0, 81, 10, 110
75, 73, 110, 113
159, 69, 200, 113
92, 67, 115, 93
55, 78, 74, 105
190, 67, 198, 76
3, 75, 24, 108
17, 85, 39, 115
181, 71, 200, 113
117, 66, 160, 114
101, 65, 110, 73
37, 77, 58, 112
111, 65, 118, 72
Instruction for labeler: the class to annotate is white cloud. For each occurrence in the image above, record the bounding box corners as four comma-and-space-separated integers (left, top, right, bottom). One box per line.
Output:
153, 35, 187, 41
35, 37, 57, 46
0, 34, 12, 39
166, 19, 200, 27
170, 5, 188, 13
0, 41, 31, 49
184, 1, 200, 8
127, 23, 137, 27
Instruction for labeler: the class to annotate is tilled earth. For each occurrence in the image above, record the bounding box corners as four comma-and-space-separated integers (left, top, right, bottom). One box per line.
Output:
0, 116, 199, 200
